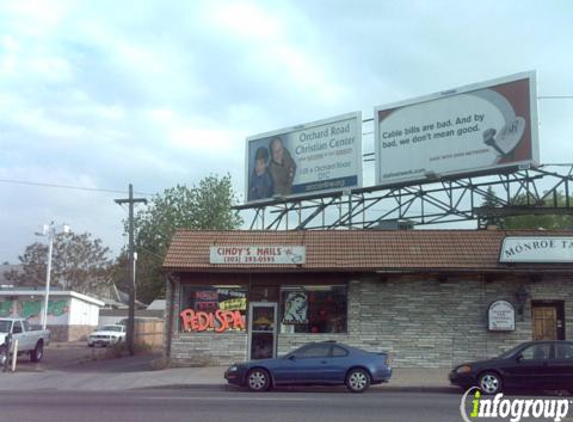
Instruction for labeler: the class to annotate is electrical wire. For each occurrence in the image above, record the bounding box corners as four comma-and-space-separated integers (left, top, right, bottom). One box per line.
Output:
0, 178, 154, 196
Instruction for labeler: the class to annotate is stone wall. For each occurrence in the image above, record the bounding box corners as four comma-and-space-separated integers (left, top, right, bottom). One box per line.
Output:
170, 333, 248, 366
279, 275, 573, 368
168, 274, 573, 367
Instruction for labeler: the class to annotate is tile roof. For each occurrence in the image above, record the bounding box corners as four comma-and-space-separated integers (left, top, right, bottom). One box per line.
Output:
163, 229, 573, 273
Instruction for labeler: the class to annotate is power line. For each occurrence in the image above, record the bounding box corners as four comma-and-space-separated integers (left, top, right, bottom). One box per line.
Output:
0, 178, 154, 196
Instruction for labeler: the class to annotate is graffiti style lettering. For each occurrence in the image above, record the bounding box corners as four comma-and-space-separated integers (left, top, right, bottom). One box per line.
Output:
179, 309, 246, 333
0, 301, 13, 317
21, 301, 42, 319
48, 300, 69, 317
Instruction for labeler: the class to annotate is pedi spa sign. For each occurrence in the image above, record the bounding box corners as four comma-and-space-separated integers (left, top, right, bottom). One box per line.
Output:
210, 246, 306, 264
500, 236, 573, 263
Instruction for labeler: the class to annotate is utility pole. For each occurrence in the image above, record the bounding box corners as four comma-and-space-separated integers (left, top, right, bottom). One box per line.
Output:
115, 184, 147, 355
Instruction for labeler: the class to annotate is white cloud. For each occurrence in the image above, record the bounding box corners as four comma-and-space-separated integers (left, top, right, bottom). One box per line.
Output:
208, 0, 285, 41
0, 0, 572, 262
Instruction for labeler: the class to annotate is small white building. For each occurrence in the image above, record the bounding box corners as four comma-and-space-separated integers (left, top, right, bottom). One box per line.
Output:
0, 289, 104, 341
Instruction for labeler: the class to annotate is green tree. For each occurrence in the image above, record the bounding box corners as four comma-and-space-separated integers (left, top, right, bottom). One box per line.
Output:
129, 174, 243, 304
480, 186, 506, 227
3, 232, 114, 294
501, 192, 573, 229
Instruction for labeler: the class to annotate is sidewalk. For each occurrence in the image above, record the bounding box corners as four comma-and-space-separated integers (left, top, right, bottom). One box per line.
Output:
0, 355, 458, 393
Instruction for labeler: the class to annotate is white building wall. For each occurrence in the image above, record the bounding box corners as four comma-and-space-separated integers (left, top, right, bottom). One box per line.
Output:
69, 297, 99, 326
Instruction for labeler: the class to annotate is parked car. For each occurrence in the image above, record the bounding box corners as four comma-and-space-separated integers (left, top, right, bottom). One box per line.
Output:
0, 317, 51, 362
87, 324, 126, 347
224, 341, 392, 393
450, 340, 573, 394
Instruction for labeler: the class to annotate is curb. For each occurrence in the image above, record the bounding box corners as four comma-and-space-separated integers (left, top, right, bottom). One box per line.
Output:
134, 383, 460, 394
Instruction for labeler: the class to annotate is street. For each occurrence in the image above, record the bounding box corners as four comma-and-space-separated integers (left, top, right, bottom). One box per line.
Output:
4, 352, 571, 422
0, 389, 465, 422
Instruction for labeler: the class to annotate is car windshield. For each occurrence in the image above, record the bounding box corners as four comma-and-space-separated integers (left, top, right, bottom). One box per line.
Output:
100, 326, 123, 332
497, 344, 524, 359
0, 321, 11, 333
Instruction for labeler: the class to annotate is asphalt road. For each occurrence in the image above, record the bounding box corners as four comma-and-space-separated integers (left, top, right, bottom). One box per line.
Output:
0, 389, 468, 422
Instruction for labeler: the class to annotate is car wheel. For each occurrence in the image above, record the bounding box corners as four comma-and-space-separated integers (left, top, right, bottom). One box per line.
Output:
30, 341, 44, 362
246, 368, 271, 392
478, 372, 503, 395
346, 368, 371, 393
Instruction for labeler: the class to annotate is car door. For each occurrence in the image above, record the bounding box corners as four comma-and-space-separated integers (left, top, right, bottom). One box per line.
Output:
546, 342, 573, 389
278, 344, 334, 384
501, 343, 551, 389
11, 321, 29, 352
329, 345, 352, 382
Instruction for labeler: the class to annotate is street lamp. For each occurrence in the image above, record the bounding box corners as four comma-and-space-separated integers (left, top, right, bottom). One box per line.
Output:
35, 222, 70, 330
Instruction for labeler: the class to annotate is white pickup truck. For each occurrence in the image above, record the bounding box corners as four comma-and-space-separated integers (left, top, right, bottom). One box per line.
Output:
0, 318, 51, 362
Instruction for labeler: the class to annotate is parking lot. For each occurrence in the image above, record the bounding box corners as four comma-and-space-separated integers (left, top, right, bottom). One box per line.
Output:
10, 341, 109, 372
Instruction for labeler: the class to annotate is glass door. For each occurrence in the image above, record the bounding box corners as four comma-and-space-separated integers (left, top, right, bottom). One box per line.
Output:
248, 302, 277, 360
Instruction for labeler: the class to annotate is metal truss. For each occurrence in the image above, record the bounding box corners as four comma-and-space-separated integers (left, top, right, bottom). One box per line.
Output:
236, 164, 573, 230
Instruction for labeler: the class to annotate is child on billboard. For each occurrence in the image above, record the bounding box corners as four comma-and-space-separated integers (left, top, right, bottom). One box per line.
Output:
248, 146, 274, 201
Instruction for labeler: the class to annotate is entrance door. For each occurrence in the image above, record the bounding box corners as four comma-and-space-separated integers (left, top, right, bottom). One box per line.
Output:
532, 302, 564, 341
248, 302, 277, 360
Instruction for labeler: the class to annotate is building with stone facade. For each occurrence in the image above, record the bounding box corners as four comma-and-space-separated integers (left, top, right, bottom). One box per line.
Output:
162, 229, 573, 368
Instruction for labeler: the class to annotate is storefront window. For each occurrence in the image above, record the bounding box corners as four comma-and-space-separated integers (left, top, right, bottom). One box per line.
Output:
280, 285, 347, 334
179, 285, 247, 333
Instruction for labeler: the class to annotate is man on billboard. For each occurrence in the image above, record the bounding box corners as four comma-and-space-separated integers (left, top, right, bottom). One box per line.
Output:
268, 136, 296, 196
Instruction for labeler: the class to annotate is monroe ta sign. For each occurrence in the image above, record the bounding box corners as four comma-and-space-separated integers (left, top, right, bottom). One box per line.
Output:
500, 237, 573, 263
210, 246, 306, 265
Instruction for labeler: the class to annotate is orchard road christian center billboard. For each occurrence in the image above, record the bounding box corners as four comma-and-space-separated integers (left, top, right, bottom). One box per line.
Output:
245, 112, 362, 203
374, 71, 539, 186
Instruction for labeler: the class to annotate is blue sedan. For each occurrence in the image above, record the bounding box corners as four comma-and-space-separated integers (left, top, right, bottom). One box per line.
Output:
224, 341, 392, 393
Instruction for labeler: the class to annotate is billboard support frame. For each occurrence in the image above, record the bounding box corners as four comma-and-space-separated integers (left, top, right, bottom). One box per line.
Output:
236, 164, 573, 231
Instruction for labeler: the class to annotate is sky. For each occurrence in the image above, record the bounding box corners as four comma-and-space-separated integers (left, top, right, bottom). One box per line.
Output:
1, 0, 572, 263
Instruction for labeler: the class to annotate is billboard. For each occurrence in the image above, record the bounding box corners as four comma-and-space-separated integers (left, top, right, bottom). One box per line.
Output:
374, 72, 539, 186
245, 112, 362, 203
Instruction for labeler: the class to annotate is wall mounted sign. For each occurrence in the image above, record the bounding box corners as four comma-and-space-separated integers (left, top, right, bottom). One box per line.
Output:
500, 236, 573, 263
488, 300, 516, 331
210, 246, 306, 264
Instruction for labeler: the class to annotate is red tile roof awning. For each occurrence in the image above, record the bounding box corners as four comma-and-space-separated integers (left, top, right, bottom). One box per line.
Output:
163, 229, 573, 274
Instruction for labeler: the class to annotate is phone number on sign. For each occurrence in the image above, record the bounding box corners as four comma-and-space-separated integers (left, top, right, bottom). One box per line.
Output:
223, 256, 276, 263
